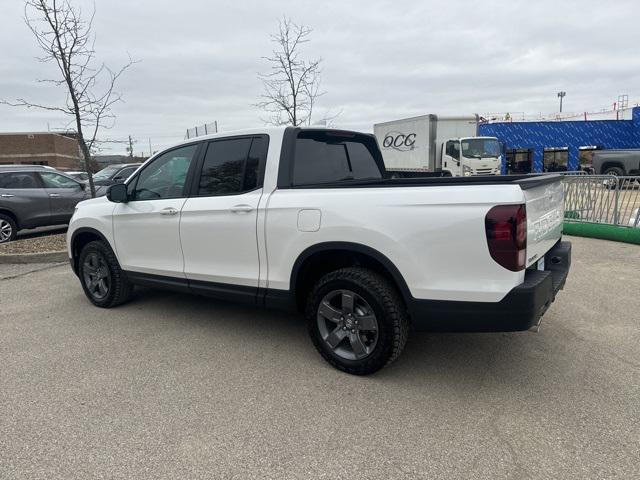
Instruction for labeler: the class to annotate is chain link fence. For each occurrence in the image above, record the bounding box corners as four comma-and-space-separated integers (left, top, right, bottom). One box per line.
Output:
562, 174, 640, 227
185, 122, 218, 140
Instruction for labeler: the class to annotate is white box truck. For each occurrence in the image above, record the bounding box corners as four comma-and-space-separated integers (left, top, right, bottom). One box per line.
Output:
374, 114, 502, 176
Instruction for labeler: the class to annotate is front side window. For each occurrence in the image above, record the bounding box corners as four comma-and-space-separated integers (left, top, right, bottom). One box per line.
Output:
446, 141, 460, 160
197, 136, 267, 196
131, 144, 197, 200
292, 131, 382, 186
0, 172, 40, 189
39, 172, 81, 189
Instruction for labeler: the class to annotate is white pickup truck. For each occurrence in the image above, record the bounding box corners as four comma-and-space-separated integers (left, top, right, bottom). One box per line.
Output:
67, 127, 571, 375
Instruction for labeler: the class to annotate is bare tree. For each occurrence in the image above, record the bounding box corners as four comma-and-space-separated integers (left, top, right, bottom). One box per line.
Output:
257, 17, 324, 126
1, 0, 135, 197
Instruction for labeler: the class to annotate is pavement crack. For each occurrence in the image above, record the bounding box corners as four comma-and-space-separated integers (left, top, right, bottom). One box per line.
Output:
0, 262, 66, 281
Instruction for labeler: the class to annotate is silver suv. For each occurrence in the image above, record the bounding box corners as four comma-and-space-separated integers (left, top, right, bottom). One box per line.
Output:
0, 165, 89, 243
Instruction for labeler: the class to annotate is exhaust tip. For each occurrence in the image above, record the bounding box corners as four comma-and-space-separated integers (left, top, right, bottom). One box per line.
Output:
529, 314, 544, 332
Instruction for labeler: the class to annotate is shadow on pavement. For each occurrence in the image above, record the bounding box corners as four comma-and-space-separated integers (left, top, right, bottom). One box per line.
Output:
123, 285, 558, 389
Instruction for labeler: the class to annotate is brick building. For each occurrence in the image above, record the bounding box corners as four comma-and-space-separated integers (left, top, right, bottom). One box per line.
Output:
0, 132, 83, 170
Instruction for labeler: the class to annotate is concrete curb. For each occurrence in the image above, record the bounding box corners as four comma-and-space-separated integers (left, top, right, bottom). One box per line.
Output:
564, 222, 640, 245
0, 250, 68, 264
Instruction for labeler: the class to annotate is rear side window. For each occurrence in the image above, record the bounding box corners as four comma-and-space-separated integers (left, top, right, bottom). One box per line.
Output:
197, 136, 267, 196
0, 172, 40, 189
292, 131, 383, 186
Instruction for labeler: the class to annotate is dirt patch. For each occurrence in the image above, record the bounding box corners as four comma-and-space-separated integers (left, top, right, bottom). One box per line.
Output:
0, 234, 66, 255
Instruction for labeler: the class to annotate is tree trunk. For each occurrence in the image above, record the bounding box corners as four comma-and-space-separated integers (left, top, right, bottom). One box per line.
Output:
76, 130, 96, 197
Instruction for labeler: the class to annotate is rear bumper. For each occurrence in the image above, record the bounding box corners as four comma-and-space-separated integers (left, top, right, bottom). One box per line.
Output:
409, 240, 572, 332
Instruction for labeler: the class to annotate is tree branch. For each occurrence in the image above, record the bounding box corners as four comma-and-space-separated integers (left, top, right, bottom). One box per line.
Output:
2, 0, 137, 197
256, 17, 324, 126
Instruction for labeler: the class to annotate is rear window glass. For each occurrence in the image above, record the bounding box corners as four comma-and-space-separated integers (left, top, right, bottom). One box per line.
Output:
293, 132, 382, 186
0, 172, 40, 189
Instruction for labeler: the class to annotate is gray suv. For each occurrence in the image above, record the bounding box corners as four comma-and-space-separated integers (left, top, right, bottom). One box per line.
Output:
0, 165, 89, 243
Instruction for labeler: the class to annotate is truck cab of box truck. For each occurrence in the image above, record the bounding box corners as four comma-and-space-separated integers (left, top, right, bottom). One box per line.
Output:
441, 136, 502, 177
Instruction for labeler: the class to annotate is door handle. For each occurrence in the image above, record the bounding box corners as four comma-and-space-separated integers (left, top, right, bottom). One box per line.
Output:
49, 193, 61, 198
160, 207, 178, 216
1, 194, 14, 198
230, 204, 253, 214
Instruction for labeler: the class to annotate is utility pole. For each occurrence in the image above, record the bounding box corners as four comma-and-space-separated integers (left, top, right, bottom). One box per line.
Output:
149, 138, 152, 157
128, 135, 134, 159
557, 91, 566, 112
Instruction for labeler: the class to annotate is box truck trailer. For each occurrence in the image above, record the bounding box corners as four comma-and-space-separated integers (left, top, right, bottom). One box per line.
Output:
373, 115, 502, 176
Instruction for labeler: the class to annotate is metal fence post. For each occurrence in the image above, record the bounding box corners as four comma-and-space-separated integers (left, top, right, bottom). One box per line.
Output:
613, 179, 620, 225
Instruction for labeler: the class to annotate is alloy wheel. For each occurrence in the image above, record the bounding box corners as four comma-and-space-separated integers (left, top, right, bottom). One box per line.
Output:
316, 289, 379, 360
82, 252, 111, 300
0, 219, 12, 243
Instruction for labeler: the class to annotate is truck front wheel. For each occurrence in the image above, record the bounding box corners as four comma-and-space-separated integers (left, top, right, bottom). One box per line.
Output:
78, 240, 133, 308
305, 267, 409, 375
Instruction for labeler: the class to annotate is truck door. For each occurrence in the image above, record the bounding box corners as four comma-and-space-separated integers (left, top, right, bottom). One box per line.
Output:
442, 140, 461, 176
180, 135, 268, 297
112, 143, 199, 277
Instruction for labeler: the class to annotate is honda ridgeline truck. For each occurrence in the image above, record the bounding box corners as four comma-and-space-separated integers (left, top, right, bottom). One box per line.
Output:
67, 127, 571, 375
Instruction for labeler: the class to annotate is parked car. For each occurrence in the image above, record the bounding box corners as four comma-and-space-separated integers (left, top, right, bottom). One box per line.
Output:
592, 149, 640, 176
92, 163, 141, 186
67, 127, 571, 375
0, 165, 89, 243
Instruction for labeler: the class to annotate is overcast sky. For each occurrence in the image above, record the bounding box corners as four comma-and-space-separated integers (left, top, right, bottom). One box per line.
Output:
1, 0, 639, 155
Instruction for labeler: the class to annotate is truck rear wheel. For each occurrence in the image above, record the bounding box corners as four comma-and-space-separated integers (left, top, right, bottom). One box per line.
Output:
305, 267, 409, 375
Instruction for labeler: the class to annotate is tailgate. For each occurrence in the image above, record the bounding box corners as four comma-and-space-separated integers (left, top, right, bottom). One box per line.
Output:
520, 176, 565, 267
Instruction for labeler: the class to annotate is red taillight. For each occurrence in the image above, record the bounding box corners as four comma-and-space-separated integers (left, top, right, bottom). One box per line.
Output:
485, 204, 527, 271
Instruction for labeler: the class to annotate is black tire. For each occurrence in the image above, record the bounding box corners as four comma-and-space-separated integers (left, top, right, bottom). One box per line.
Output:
0, 213, 17, 243
78, 240, 133, 308
603, 166, 624, 176
305, 267, 409, 375
603, 167, 624, 190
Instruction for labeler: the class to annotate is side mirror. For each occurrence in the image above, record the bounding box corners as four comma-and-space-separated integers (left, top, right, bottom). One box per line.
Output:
113, 176, 123, 183
106, 183, 128, 203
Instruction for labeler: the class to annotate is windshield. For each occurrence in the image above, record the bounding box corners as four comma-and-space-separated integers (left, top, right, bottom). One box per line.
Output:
93, 165, 120, 180
461, 139, 501, 158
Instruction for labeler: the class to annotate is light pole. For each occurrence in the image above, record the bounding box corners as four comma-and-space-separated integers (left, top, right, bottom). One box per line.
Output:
557, 91, 566, 112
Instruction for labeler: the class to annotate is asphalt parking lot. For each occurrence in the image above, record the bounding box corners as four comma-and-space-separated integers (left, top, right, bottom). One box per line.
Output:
1, 235, 639, 479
